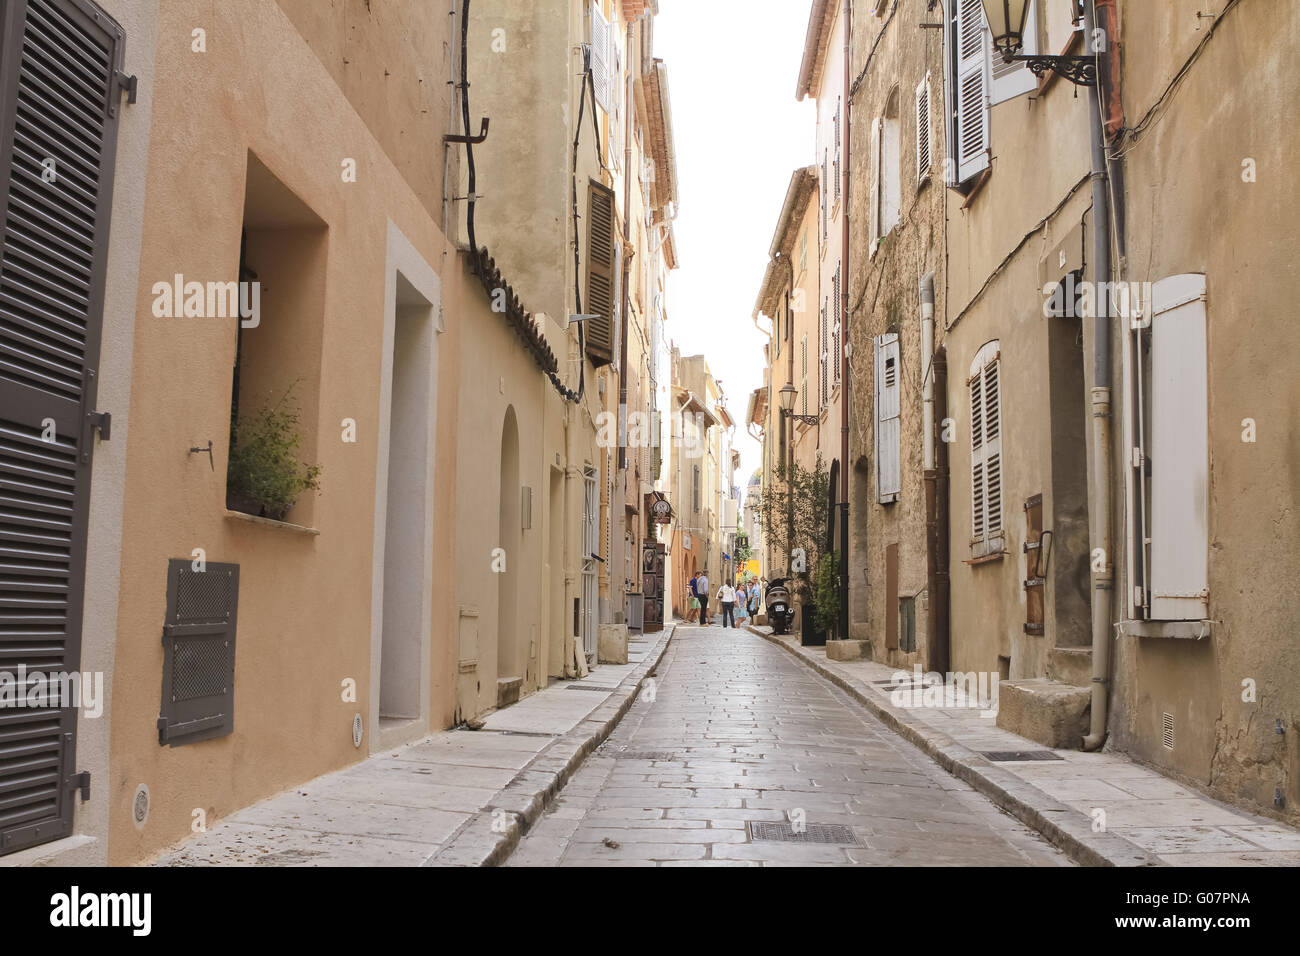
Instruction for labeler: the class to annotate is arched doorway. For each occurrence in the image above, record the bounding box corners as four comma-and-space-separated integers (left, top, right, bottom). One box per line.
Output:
497, 407, 521, 694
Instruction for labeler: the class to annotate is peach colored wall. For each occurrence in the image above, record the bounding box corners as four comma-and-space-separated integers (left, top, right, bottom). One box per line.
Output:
109, 0, 467, 864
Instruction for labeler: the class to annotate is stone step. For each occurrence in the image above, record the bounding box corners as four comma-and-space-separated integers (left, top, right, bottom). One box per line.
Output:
1047, 646, 1093, 688
995, 678, 1090, 749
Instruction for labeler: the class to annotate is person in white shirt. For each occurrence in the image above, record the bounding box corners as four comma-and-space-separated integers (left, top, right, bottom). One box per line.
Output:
716, 582, 736, 628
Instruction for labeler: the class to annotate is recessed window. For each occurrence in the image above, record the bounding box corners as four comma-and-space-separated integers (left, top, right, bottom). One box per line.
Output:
226, 153, 327, 527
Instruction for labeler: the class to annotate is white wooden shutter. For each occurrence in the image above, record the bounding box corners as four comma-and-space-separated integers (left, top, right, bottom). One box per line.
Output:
819, 301, 829, 408
969, 342, 1002, 554
832, 264, 842, 386
611, 36, 623, 169
590, 3, 613, 114
916, 73, 932, 179
869, 117, 881, 257
799, 334, 806, 407
821, 150, 829, 239
954, 0, 990, 182
875, 334, 901, 502
990, 0, 1039, 105
1149, 274, 1209, 620
833, 99, 842, 202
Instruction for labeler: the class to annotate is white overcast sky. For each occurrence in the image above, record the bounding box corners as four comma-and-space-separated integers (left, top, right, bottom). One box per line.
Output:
654, 0, 816, 489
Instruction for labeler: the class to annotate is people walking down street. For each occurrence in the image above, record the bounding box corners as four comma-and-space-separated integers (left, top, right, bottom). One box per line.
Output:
735, 582, 749, 626
696, 570, 710, 625
686, 573, 699, 624
717, 581, 736, 628
749, 583, 760, 620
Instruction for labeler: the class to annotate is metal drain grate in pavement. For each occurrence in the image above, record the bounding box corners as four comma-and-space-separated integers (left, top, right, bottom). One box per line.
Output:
567, 684, 616, 692
746, 821, 861, 846
980, 750, 1064, 761
614, 751, 679, 761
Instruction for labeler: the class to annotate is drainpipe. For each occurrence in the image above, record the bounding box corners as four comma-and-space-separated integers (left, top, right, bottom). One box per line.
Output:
920, 272, 935, 471
931, 347, 950, 676
920, 272, 949, 674
836, 0, 851, 642
1082, 0, 1114, 751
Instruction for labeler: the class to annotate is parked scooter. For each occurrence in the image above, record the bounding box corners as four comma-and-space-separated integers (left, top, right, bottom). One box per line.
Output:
765, 578, 796, 635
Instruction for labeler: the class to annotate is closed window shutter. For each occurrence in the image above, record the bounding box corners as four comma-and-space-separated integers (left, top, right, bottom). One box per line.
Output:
833, 99, 842, 202
990, 0, 1038, 105
800, 333, 808, 417
693, 465, 700, 513
821, 151, 828, 239
915, 74, 932, 179
158, 560, 240, 746
585, 181, 616, 366
832, 265, 842, 386
819, 301, 828, 408
869, 117, 881, 256
875, 334, 901, 502
969, 343, 1002, 555
983, 359, 1002, 538
1148, 275, 1209, 620
589, 2, 613, 114
0, 0, 125, 855
954, 0, 990, 182
611, 39, 623, 170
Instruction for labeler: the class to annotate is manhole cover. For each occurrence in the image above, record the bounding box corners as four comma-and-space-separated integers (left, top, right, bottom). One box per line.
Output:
746, 821, 861, 846
980, 750, 1064, 761
567, 684, 615, 692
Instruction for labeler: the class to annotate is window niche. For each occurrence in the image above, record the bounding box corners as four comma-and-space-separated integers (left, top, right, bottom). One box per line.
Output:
226, 153, 328, 527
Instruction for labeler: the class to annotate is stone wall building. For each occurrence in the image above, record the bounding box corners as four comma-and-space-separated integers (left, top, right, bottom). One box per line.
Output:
844, 0, 949, 668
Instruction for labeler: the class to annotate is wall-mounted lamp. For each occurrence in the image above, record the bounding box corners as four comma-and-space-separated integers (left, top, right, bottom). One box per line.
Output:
981, 0, 1098, 86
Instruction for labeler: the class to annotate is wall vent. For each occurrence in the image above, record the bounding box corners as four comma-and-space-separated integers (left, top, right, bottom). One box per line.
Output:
1162, 711, 1175, 749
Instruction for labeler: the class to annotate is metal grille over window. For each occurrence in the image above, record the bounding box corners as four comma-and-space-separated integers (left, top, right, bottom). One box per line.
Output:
158, 560, 240, 746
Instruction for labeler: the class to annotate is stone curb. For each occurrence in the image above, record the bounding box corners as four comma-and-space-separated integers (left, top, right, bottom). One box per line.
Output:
748, 625, 1163, 868
425, 625, 676, 867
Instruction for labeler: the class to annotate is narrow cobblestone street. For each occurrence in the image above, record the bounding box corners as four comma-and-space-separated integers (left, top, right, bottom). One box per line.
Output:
509, 626, 1071, 866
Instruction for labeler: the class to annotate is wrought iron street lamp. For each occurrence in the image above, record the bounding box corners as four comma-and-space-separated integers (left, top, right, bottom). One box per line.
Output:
778, 382, 819, 427
777, 382, 818, 583
981, 0, 1098, 87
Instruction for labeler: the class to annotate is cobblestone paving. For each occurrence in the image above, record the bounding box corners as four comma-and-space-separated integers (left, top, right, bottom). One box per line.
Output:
508, 626, 1073, 866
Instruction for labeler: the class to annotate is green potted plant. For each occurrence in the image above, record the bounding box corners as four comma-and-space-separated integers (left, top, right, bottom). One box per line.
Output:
812, 551, 839, 640
226, 383, 322, 522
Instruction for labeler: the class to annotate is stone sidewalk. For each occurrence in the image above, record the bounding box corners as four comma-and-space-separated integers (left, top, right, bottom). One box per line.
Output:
155, 627, 673, 866
750, 626, 1300, 866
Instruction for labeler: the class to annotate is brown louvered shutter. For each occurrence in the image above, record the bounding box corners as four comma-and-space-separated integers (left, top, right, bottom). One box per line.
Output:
0, 0, 125, 856
585, 181, 616, 367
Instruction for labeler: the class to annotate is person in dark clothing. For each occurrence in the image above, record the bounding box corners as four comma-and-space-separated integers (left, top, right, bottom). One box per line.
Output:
695, 570, 710, 625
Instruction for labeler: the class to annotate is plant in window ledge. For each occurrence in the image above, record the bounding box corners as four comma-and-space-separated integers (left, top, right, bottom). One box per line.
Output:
226, 382, 322, 523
